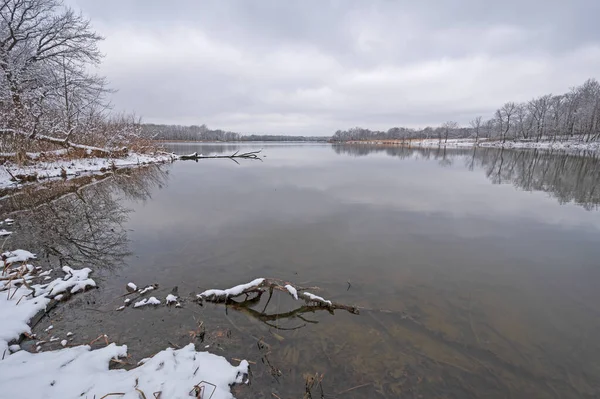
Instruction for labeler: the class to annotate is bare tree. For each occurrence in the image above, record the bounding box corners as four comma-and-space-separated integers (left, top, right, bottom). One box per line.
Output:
442, 121, 459, 143
0, 0, 142, 155
469, 116, 482, 143
528, 95, 551, 142
497, 102, 516, 143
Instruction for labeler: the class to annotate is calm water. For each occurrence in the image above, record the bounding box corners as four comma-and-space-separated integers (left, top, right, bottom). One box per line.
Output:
4, 143, 600, 398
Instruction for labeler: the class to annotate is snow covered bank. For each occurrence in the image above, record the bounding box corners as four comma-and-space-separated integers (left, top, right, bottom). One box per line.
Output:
0, 224, 250, 399
478, 139, 600, 152
0, 343, 248, 399
0, 250, 96, 356
0, 152, 175, 190
356, 138, 600, 152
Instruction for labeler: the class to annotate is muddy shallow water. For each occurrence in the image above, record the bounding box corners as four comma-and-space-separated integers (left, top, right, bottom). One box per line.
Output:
3, 143, 600, 398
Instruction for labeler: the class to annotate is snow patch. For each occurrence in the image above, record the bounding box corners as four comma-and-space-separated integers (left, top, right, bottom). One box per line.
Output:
165, 294, 178, 305
303, 292, 332, 305
198, 278, 265, 299
285, 284, 298, 300
0, 343, 249, 399
2, 249, 36, 265
133, 297, 161, 308
33, 266, 95, 297
138, 285, 155, 295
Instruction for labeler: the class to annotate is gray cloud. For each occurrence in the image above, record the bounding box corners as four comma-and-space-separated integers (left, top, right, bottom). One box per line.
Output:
68, 0, 600, 134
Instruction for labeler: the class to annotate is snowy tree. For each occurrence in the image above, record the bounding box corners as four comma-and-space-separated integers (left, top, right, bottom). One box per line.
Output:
0, 0, 147, 155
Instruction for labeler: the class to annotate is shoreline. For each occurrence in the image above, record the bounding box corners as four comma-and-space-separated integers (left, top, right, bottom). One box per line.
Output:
334, 138, 600, 152
0, 220, 250, 399
0, 152, 176, 191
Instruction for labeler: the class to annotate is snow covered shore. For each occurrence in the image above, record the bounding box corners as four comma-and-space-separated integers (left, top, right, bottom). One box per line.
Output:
0, 224, 249, 399
0, 152, 176, 190
345, 138, 600, 152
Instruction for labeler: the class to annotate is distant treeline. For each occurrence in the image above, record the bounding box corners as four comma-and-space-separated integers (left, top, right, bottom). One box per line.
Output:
332, 78, 600, 143
142, 124, 328, 142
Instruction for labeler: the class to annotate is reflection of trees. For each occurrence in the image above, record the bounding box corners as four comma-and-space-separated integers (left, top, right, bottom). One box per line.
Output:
3, 166, 169, 270
332, 144, 600, 210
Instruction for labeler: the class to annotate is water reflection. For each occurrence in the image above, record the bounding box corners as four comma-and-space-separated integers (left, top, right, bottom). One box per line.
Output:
333, 145, 600, 210
2, 166, 169, 270
3, 144, 600, 399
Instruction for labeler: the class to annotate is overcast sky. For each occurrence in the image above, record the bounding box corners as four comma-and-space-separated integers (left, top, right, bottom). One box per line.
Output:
67, 0, 600, 135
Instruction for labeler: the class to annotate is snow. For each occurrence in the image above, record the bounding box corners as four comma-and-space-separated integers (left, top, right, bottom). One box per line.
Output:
2, 249, 36, 265
124, 298, 131, 304
116, 305, 125, 311
0, 285, 50, 355
133, 297, 161, 308
0, 152, 175, 189
165, 294, 178, 304
285, 284, 298, 300
0, 343, 249, 399
198, 278, 265, 299
138, 285, 155, 295
386, 138, 600, 152
0, 231, 251, 399
127, 282, 137, 291
0, 229, 12, 236
302, 292, 332, 305
0, 255, 95, 355
33, 266, 96, 297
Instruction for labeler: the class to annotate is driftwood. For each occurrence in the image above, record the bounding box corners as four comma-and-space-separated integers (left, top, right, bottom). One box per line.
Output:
178, 150, 262, 161
196, 278, 359, 315
1, 128, 128, 157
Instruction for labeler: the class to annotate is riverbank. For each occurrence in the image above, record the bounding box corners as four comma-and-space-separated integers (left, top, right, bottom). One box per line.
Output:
339, 138, 600, 152
0, 152, 176, 190
0, 221, 249, 399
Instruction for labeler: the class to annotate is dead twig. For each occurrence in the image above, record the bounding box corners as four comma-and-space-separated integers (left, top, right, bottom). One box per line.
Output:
189, 381, 217, 399
337, 383, 371, 395
135, 388, 147, 399
99, 394, 125, 399
89, 334, 109, 346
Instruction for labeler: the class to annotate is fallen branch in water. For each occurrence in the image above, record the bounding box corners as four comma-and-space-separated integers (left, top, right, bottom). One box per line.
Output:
178, 150, 262, 161
196, 278, 359, 315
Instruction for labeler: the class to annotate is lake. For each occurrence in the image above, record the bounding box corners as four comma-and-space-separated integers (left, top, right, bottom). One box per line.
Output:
5, 143, 600, 398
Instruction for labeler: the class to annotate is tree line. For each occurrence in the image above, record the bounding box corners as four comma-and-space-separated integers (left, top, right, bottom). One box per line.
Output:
0, 0, 152, 156
332, 78, 600, 144
142, 123, 328, 142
